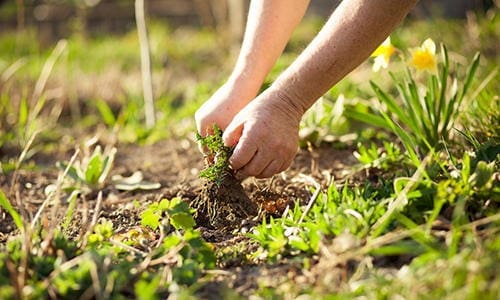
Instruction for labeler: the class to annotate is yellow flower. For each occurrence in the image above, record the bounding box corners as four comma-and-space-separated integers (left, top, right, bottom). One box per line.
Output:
371, 37, 396, 72
410, 38, 437, 72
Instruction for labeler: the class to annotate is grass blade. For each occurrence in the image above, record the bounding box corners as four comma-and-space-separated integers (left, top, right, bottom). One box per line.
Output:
95, 99, 117, 127
460, 52, 481, 102
370, 81, 419, 133
343, 108, 391, 130
435, 44, 449, 134
391, 73, 422, 132
0, 189, 24, 231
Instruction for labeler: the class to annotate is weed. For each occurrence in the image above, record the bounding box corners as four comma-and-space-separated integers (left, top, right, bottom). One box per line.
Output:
141, 197, 196, 231
0, 197, 215, 298
192, 125, 257, 228
54, 143, 116, 194
0, 189, 24, 231
299, 95, 349, 146
196, 125, 233, 186
248, 182, 390, 261
353, 141, 404, 170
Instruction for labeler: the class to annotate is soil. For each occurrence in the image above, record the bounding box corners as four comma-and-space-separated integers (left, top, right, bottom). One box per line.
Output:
191, 173, 258, 229
0, 136, 358, 294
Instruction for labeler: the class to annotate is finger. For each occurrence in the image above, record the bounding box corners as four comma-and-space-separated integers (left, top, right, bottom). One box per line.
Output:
198, 122, 215, 137
229, 134, 258, 171
256, 160, 283, 179
222, 121, 243, 147
238, 150, 271, 178
197, 142, 207, 154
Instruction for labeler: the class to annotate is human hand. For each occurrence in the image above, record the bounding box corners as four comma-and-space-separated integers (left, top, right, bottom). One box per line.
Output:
195, 80, 258, 138
222, 89, 303, 178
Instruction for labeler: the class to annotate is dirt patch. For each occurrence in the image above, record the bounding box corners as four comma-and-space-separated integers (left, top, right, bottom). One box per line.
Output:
192, 174, 258, 229
0, 137, 357, 240
0, 136, 358, 297
108, 138, 358, 232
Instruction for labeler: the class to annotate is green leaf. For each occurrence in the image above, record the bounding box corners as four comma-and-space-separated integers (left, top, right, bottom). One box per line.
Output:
141, 209, 161, 230
167, 198, 194, 215
18, 97, 28, 128
135, 276, 160, 300
461, 152, 471, 184
95, 99, 117, 127
170, 213, 195, 230
158, 198, 170, 211
288, 235, 310, 252
0, 189, 24, 231
370, 240, 425, 256
163, 234, 182, 249
344, 108, 391, 130
97, 147, 116, 184
85, 154, 103, 185
470, 161, 494, 189
370, 81, 410, 127
436, 44, 449, 134
56, 161, 83, 182
461, 52, 481, 101
62, 190, 79, 231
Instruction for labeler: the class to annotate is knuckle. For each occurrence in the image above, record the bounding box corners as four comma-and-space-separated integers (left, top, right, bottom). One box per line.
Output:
243, 165, 259, 177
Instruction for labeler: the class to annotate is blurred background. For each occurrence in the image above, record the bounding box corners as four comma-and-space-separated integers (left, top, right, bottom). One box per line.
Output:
0, 0, 496, 44
0, 0, 498, 147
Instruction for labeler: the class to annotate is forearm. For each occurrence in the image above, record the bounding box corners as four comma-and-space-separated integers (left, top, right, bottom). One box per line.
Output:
272, 0, 418, 115
229, 0, 311, 96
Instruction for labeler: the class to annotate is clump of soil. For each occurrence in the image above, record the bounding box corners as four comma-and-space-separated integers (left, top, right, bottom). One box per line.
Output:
190, 126, 258, 229
192, 172, 258, 229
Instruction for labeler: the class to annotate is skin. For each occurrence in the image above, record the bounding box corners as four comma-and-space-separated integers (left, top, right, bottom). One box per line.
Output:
195, 0, 418, 178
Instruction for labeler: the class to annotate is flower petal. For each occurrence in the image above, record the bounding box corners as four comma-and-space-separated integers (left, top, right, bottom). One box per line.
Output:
422, 38, 436, 54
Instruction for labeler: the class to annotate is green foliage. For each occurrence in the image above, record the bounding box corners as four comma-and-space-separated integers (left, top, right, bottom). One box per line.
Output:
140, 197, 196, 231
196, 125, 233, 185
0, 190, 24, 231
299, 96, 350, 146
0, 92, 43, 150
353, 141, 404, 170
345, 233, 500, 299
249, 182, 390, 260
347, 44, 481, 162
55, 144, 116, 193
0, 197, 215, 299
87, 219, 114, 246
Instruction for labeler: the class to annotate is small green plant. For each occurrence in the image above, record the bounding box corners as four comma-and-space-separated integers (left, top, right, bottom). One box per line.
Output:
0, 189, 24, 231
139, 198, 216, 286
56, 144, 117, 193
87, 218, 114, 246
353, 141, 403, 170
299, 95, 349, 146
249, 182, 390, 261
0, 197, 216, 299
141, 197, 196, 231
196, 125, 233, 185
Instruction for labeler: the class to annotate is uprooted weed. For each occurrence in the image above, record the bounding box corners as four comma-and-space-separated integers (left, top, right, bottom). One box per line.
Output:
191, 126, 258, 229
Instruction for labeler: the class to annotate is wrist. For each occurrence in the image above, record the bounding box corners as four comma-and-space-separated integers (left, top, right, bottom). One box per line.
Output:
273, 78, 308, 115
227, 62, 268, 93
265, 88, 305, 126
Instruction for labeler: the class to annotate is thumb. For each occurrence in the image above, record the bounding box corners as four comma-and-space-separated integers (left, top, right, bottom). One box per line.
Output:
222, 121, 243, 147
